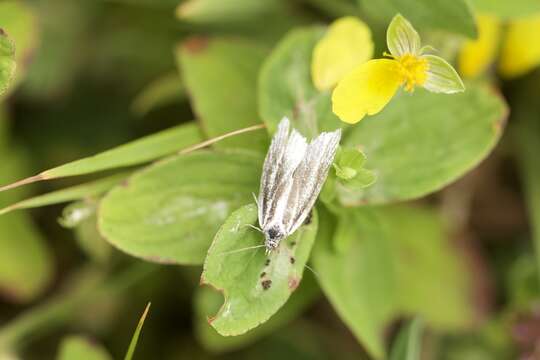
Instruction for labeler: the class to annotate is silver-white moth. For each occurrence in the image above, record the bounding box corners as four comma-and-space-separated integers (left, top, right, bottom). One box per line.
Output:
257, 117, 341, 252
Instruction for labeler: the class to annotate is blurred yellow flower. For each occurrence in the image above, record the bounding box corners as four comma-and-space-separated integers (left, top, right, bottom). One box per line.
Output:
459, 15, 501, 78
311, 17, 374, 91
459, 13, 540, 79
332, 14, 465, 124
499, 13, 540, 78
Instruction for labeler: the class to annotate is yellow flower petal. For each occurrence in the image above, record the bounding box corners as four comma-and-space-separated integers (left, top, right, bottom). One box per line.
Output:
312, 16, 374, 91
499, 13, 540, 78
332, 59, 403, 124
458, 14, 501, 78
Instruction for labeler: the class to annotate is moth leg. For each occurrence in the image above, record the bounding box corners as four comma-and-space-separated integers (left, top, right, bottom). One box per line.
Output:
244, 223, 263, 232
252, 192, 259, 207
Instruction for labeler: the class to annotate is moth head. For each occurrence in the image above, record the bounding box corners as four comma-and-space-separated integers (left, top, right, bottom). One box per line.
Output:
264, 225, 285, 252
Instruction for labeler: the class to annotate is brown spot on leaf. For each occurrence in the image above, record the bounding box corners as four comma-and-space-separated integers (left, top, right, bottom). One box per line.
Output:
290, 257, 295, 264
265, 259, 271, 266
260, 272, 266, 278
183, 36, 209, 54
261, 279, 272, 290
288, 277, 299, 290
289, 241, 296, 247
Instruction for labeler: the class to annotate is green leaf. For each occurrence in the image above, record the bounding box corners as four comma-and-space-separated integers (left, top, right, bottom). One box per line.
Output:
124, 302, 151, 360
195, 274, 319, 352
0, 29, 16, 97
389, 318, 424, 360
381, 206, 473, 329
470, 0, 540, 19
259, 27, 343, 138
0, 122, 203, 192
0, 149, 53, 302
0, 1, 38, 90
313, 205, 473, 358
201, 204, 318, 336
340, 168, 377, 190
131, 72, 185, 116
0, 173, 127, 215
74, 213, 112, 263
359, 0, 477, 38
57, 336, 113, 360
176, 0, 282, 24
312, 207, 396, 359
516, 108, 540, 284
98, 151, 261, 265
177, 37, 269, 152
341, 84, 507, 205
333, 148, 366, 180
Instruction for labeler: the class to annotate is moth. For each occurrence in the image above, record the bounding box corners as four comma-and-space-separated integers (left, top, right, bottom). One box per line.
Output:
257, 117, 341, 253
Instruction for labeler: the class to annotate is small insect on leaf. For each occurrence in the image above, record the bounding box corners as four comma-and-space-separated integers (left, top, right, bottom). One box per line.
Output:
201, 204, 318, 336
257, 117, 340, 252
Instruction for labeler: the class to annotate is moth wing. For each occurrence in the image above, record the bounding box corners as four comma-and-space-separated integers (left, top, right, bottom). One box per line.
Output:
258, 118, 307, 228
285, 129, 341, 234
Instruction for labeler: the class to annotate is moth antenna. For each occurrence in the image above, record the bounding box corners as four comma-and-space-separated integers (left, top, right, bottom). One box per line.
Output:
252, 192, 259, 207
303, 263, 320, 279
217, 244, 266, 256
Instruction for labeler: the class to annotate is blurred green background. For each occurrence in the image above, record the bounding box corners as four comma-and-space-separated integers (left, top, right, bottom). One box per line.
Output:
0, 0, 540, 359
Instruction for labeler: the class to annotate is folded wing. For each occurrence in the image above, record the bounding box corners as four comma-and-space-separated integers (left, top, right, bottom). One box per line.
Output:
285, 129, 341, 234
258, 117, 308, 228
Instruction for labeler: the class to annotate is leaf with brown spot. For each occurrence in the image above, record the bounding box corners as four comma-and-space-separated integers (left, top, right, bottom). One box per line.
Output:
201, 204, 317, 336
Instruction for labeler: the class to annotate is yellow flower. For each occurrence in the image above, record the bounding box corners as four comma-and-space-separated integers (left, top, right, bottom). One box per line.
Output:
311, 17, 374, 91
458, 15, 501, 78
332, 14, 465, 124
499, 13, 540, 78
459, 12, 540, 79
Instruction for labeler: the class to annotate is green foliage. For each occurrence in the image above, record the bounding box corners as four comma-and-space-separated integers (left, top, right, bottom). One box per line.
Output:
177, 37, 269, 152
57, 336, 113, 360
194, 274, 319, 352
0, 125, 52, 302
0, 29, 16, 97
201, 204, 317, 335
131, 72, 185, 116
0, 122, 203, 191
313, 205, 472, 358
99, 151, 261, 264
259, 27, 342, 138
177, 0, 282, 24
0, 174, 126, 215
124, 303, 151, 360
342, 85, 507, 205
516, 107, 540, 282
470, 0, 540, 19
0, 1, 532, 359
358, 0, 477, 38
390, 318, 424, 360
41, 122, 204, 180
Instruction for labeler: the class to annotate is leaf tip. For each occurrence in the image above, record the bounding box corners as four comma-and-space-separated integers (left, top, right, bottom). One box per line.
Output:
182, 36, 210, 54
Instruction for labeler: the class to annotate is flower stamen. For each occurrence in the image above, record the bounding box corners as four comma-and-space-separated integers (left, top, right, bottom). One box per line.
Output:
396, 53, 429, 92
